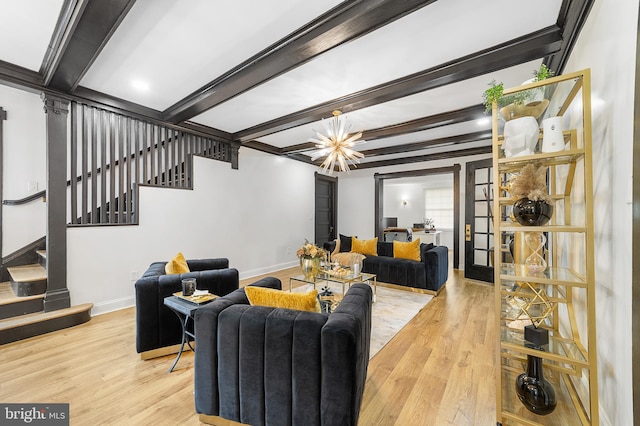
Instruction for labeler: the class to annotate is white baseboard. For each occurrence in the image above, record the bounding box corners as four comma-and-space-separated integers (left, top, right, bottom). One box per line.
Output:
90, 296, 135, 316
239, 261, 298, 281
86, 262, 298, 316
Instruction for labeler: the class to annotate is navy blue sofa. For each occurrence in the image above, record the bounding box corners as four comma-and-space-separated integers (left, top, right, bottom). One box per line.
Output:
324, 238, 448, 293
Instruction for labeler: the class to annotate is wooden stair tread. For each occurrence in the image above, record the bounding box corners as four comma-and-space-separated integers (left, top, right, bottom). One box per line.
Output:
7, 264, 46, 282
0, 303, 93, 331
0, 282, 44, 305
36, 250, 46, 258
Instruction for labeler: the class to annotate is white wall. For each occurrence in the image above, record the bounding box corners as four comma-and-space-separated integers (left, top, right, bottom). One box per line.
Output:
0, 85, 46, 255
383, 177, 455, 248
384, 182, 423, 228
336, 153, 492, 269
562, 0, 637, 424
67, 149, 317, 314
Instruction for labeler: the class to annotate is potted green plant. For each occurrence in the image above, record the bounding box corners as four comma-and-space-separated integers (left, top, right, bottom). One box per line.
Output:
533, 64, 554, 82
482, 80, 529, 116
482, 80, 504, 114
483, 65, 555, 119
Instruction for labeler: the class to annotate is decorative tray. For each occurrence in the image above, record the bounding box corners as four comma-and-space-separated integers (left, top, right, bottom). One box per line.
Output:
173, 291, 218, 304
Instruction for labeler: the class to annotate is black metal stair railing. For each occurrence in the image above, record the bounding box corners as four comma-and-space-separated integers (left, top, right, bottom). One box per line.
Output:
69, 102, 232, 225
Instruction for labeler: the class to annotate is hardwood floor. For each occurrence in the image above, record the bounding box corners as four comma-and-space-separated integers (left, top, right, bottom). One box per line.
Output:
0, 267, 496, 425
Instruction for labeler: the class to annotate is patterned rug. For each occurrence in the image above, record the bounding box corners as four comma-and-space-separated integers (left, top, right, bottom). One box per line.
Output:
292, 282, 434, 358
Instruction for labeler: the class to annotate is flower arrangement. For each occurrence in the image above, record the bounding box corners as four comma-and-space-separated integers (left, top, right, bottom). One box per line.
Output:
424, 218, 435, 230
296, 240, 325, 259
507, 163, 551, 203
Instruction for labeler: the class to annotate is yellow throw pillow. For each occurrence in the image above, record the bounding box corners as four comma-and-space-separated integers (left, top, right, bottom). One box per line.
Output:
165, 252, 190, 274
351, 237, 378, 256
245, 286, 321, 313
393, 239, 421, 262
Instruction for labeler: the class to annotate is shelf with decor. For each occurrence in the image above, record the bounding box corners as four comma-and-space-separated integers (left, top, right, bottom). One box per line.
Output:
491, 68, 598, 425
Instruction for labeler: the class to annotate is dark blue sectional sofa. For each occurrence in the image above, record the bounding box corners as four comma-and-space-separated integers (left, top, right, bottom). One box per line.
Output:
324, 238, 449, 293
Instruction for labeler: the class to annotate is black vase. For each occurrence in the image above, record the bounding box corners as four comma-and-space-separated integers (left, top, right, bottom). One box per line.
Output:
513, 198, 553, 226
515, 352, 557, 415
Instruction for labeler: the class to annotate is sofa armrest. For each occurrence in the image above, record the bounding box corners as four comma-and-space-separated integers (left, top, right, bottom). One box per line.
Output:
187, 258, 229, 271
321, 284, 372, 426
421, 245, 449, 292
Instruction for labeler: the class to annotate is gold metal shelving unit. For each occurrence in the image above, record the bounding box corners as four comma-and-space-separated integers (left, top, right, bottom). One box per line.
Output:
492, 69, 598, 425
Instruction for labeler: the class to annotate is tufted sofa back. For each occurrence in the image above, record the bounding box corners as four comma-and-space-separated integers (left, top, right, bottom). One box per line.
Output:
195, 282, 373, 426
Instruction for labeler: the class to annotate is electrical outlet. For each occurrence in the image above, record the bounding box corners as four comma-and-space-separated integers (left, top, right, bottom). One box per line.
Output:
27, 181, 38, 192
130, 271, 138, 280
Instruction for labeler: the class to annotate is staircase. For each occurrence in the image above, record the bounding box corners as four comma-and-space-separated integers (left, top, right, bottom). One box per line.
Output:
0, 249, 92, 345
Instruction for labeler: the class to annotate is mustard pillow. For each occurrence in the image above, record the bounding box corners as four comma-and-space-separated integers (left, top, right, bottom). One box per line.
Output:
393, 239, 421, 262
165, 252, 190, 274
351, 237, 378, 256
245, 286, 321, 313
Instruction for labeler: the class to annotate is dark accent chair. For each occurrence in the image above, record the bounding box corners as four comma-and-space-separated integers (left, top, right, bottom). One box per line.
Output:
324, 239, 449, 293
135, 258, 238, 354
194, 281, 373, 426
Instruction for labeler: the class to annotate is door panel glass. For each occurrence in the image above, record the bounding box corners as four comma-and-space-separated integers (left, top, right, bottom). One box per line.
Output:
475, 184, 488, 199
474, 249, 487, 266
475, 234, 488, 250
475, 201, 488, 216
475, 168, 488, 184
475, 217, 488, 232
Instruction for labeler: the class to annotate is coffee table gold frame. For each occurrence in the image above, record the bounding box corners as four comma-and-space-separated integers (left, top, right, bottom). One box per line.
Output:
289, 271, 377, 302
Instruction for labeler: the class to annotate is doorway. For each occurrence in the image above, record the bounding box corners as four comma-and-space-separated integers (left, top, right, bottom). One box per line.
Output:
464, 158, 494, 283
314, 173, 337, 246
374, 165, 460, 269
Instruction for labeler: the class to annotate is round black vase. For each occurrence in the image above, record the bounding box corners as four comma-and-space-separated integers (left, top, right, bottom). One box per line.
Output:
515, 353, 557, 415
513, 198, 553, 226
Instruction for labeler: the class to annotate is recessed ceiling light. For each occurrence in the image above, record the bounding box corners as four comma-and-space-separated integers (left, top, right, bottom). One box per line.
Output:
476, 117, 490, 126
131, 79, 150, 91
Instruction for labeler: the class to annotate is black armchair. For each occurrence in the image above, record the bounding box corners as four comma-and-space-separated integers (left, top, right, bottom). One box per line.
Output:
134, 258, 238, 356
194, 282, 373, 426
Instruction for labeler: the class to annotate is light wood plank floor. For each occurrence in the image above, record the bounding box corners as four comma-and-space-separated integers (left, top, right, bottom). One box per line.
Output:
0, 267, 496, 425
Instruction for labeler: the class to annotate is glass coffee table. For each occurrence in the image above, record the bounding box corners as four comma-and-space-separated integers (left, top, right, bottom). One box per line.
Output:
289, 270, 377, 303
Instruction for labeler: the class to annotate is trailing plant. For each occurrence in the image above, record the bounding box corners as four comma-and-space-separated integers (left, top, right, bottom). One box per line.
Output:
482, 65, 555, 114
482, 80, 504, 114
533, 64, 554, 82
483, 80, 528, 114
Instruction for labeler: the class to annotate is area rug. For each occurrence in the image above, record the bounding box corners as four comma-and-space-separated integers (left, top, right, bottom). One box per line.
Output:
292, 282, 433, 358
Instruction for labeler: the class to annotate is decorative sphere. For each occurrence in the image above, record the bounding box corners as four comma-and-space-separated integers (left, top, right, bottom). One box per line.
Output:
513, 198, 553, 226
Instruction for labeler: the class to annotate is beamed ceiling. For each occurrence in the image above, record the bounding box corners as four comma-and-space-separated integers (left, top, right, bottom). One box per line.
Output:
0, 0, 594, 172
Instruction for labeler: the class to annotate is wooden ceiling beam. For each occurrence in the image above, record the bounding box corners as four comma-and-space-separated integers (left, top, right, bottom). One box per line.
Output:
279, 105, 485, 154
359, 130, 492, 157
45, 0, 137, 92
544, 0, 596, 73
234, 25, 563, 143
0, 60, 43, 91
162, 0, 437, 124
355, 145, 493, 169
360, 105, 485, 142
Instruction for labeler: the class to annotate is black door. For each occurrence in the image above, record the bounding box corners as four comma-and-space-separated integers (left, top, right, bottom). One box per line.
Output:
314, 173, 337, 246
464, 158, 494, 283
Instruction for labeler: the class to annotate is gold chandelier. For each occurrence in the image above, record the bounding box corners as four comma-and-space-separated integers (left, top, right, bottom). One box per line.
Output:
310, 110, 364, 174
